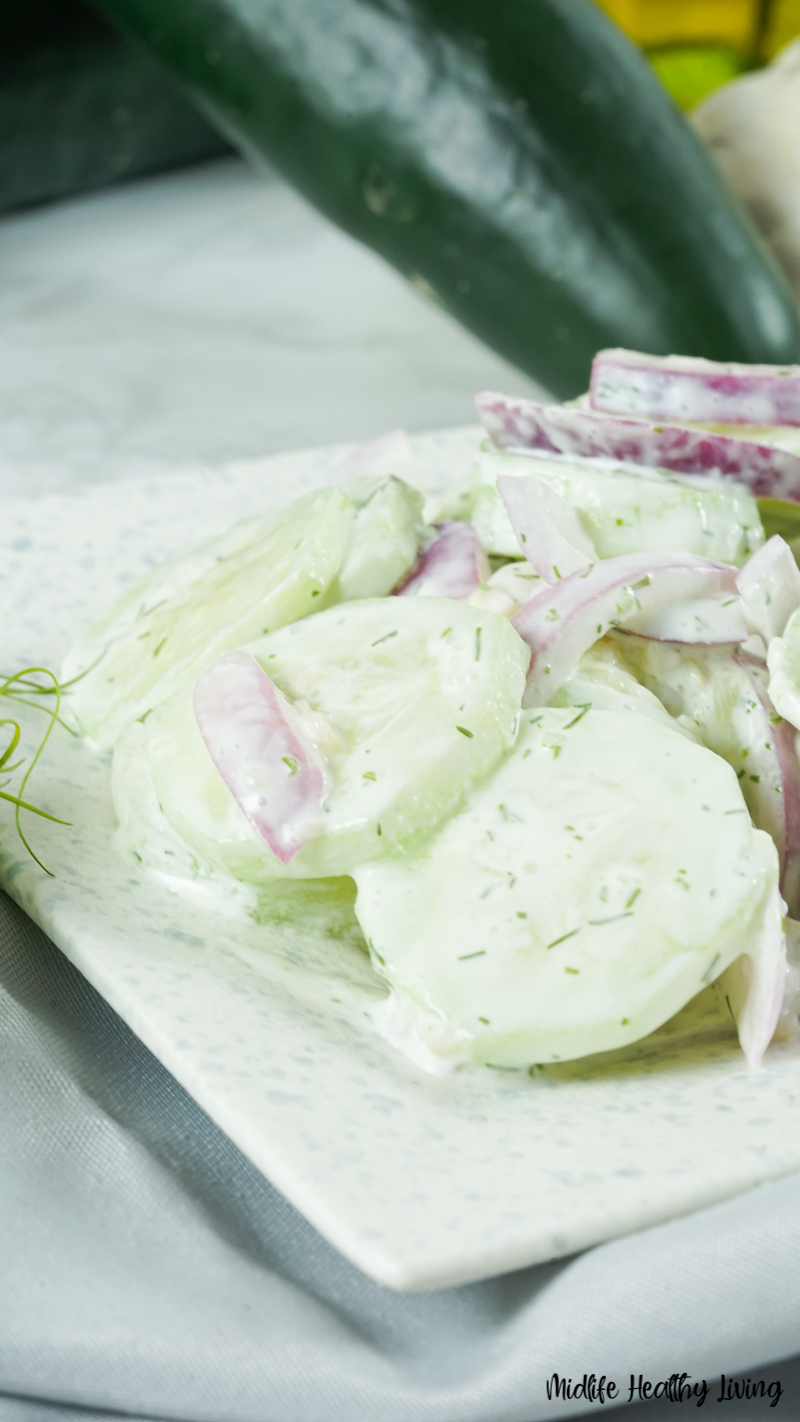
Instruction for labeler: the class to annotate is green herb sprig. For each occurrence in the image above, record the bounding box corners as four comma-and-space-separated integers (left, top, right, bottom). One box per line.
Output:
0, 667, 70, 874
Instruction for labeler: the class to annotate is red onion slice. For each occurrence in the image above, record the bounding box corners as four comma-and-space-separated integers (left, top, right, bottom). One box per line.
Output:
395, 520, 489, 600
476, 391, 800, 502
719, 886, 787, 1068
333, 428, 415, 483
623, 596, 748, 645
735, 650, 800, 918
737, 535, 800, 643
194, 650, 328, 865
513, 550, 738, 706
590, 349, 800, 427
496, 473, 595, 584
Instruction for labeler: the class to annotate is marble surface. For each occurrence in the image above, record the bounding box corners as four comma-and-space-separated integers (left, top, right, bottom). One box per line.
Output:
0, 155, 544, 503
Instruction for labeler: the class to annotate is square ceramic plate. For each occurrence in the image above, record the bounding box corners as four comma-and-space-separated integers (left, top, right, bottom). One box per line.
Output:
3, 429, 800, 1292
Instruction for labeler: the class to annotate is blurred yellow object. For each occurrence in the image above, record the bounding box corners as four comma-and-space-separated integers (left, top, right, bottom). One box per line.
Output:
595, 0, 800, 108
764, 0, 800, 57
595, 0, 755, 49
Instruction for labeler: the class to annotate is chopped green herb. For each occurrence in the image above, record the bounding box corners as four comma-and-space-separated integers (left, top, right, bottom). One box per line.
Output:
545, 607, 560, 622
371, 630, 398, 646
701, 952, 721, 984
456, 725, 474, 738
475, 627, 482, 662
516, 911, 528, 919
458, 949, 486, 960
363, 771, 377, 781
588, 911, 633, 926
625, 887, 641, 909
564, 966, 579, 975
547, 928, 580, 950
153, 637, 168, 657
564, 703, 591, 729
478, 1016, 490, 1024
376, 823, 382, 836
281, 756, 298, 776
441, 626, 452, 638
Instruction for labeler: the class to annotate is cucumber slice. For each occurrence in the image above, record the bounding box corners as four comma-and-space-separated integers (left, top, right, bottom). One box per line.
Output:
63, 478, 427, 752
64, 487, 355, 751
334, 475, 424, 601
470, 448, 764, 566
353, 706, 777, 1070
769, 607, 800, 730
551, 639, 697, 740
112, 597, 529, 884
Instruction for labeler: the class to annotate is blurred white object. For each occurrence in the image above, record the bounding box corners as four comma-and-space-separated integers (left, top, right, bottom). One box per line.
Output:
693, 41, 800, 299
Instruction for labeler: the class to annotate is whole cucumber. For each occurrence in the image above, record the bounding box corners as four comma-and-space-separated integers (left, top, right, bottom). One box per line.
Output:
87, 0, 800, 395
0, 0, 229, 214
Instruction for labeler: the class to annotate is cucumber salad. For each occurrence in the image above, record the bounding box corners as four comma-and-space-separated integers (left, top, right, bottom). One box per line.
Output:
62, 348, 800, 1077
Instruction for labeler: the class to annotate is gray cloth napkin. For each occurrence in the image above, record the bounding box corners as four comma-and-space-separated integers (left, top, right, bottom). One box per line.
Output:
2, 889, 800, 1422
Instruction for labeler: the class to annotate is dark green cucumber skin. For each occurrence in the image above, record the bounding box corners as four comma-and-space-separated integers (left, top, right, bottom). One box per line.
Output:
88, 0, 800, 396
0, 0, 229, 214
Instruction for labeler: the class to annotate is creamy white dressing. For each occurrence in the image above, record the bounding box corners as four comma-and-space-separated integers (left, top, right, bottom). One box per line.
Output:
63, 478, 429, 753
112, 596, 529, 884
353, 708, 778, 1069
72, 384, 800, 1073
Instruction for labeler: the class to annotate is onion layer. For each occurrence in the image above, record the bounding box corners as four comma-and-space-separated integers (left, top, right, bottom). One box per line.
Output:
590, 348, 800, 427
512, 550, 739, 706
476, 391, 800, 502
395, 520, 489, 600
194, 650, 328, 865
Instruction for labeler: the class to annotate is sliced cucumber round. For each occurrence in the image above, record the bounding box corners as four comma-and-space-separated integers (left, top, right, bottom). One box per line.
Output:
333, 474, 424, 601
64, 487, 355, 751
470, 448, 764, 566
353, 706, 777, 1069
768, 607, 800, 730
113, 597, 529, 884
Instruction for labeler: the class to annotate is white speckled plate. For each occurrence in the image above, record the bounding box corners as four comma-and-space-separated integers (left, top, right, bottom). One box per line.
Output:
4, 429, 800, 1292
